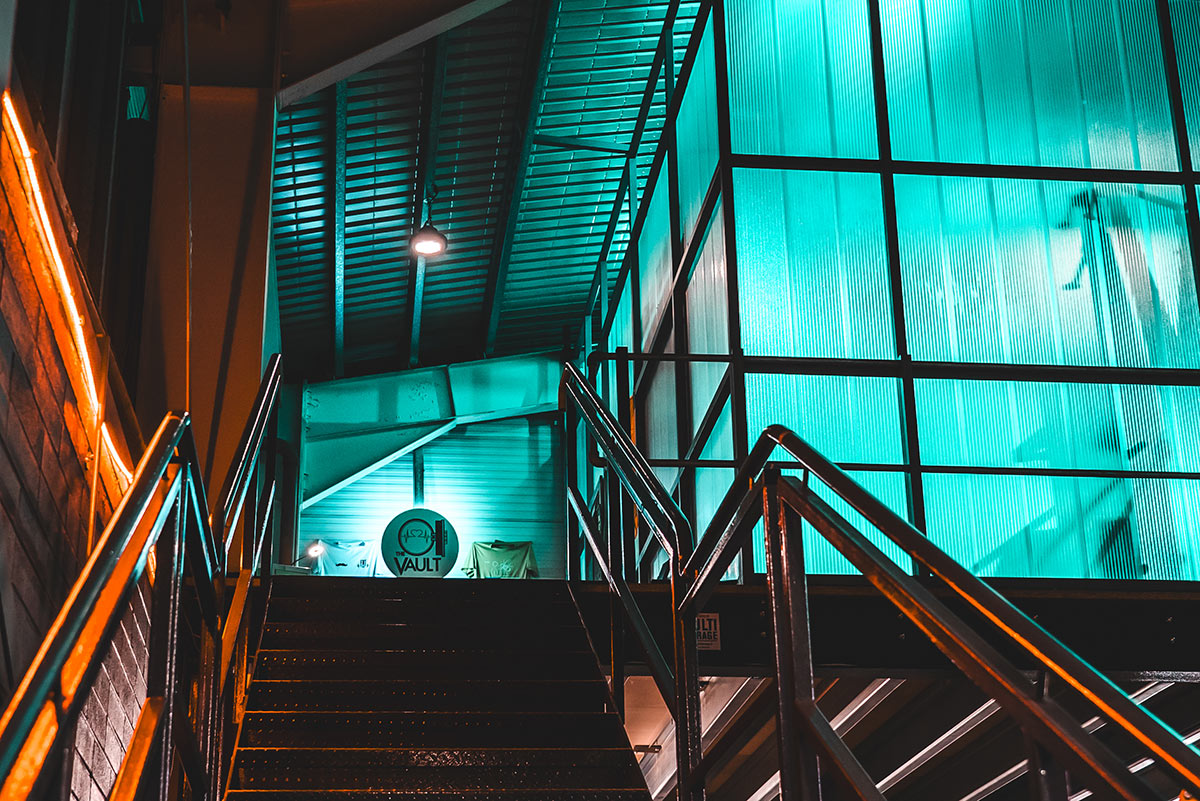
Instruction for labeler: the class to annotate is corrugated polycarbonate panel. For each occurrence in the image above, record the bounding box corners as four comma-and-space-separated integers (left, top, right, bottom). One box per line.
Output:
343, 54, 423, 367
645, 339, 680, 488
639, 169, 673, 346
726, 0, 877, 158
495, 0, 698, 355
297, 417, 563, 578
896, 175, 1200, 367
606, 273, 635, 417
675, 14, 718, 244
924, 473, 1200, 579
748, 470, 910, 576
745, 373, 905, 465
421, 1, 538, 363
273, 89, 335, 367
299, 456, 415, 558
917, 379, 1200, 474
685, 207, 729, 431
882, 0, 1177, 169
695, 401, 737, 580
1171, 0, 1200, 169
422, 418, 565, 578
734, 169, 895, 358
695, 401, 734, 534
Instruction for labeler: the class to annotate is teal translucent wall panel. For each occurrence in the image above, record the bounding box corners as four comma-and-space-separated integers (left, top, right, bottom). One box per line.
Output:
1172, 0, 1200, 169
676, 16, 719, 243
726, 0, 876, 157
750, 470, 910, 575
686, 207, 729, 433
695, 403, 738, 581
882, 0, 1177, 169
735, 169, 894, 358
917, 380, 1200, 474
695, 402, 734, 537
639, 170, 673, 347
745, 374, 904, 465
897, 176, 1200, 367
606, 274, 635, 418
646, 336, 680, 489
924, 474, 1200, 579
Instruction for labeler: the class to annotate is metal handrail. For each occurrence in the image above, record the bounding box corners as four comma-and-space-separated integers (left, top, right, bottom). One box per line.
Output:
561, 361, 690, 560
687, 425, 1200, 796
0, 414, 188, 795
560, 361, 703, 801
563, 357, 1200, 800
568, 486, 675, 708
0, 354, 283, 799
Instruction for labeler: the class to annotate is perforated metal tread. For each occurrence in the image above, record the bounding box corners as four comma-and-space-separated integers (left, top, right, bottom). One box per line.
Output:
258, 621, 590, 651
255, 648, 600, 681
241, 711, 628, 748
247, 678, 609, 712
230, 580, 648, 797
268, 596, 582, 625
234, 762, 645, 790
226, 791, 650, 799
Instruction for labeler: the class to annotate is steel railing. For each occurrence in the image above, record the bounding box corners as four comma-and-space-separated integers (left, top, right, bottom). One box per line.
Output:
561, 361, 1200, 801
0, 353, 283, 800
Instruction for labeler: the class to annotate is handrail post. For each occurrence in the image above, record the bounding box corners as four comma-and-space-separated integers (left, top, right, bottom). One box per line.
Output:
565, 401, 582, 581
672, 558, 702, 801
606, 473, 626, 719
144, 470, 188, 800
763, 469, 820, 801
615, 348, 637, 580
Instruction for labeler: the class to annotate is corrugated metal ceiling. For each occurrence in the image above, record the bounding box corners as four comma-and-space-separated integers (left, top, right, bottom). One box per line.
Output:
271, 0, 696, 379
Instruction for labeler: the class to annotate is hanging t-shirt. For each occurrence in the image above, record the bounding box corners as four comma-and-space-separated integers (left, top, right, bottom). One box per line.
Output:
462, 540, 539, 579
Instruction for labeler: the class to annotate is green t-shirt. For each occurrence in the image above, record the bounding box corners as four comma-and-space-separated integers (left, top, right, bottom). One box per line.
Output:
462, 540, 539, 578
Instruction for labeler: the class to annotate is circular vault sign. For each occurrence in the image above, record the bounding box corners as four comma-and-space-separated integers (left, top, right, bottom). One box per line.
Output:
381, 508, 459, 578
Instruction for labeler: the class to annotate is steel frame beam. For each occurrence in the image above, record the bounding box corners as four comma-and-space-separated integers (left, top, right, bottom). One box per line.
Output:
278, 0, 508, 107
406, 37, 446, 368
533, 132, 628, 156
482, 0, 558, 355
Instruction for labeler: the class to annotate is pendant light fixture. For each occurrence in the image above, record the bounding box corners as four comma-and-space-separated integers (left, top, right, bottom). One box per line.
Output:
411, 187, 447, 256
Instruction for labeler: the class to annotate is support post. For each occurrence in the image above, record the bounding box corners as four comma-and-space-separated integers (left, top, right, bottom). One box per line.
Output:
606, 473, 626, 719
764, 470, 821, 801
145, 474, 188, 800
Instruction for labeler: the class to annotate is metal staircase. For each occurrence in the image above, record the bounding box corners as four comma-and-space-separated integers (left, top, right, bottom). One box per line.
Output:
0, 355, 1198, 800
225, 577, 648, 799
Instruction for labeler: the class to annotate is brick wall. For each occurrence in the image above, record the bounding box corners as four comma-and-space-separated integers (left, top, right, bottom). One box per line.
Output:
0, 89, 148, 800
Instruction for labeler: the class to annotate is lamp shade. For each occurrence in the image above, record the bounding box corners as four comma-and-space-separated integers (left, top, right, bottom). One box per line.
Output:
411, 222, 447, 256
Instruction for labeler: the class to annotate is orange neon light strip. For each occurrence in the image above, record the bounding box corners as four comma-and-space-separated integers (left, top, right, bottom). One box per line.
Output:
1, 91, 133, 485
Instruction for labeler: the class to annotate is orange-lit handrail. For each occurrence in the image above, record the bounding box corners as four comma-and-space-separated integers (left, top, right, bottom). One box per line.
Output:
0, 414, 187, 798
0, 354, 283, 799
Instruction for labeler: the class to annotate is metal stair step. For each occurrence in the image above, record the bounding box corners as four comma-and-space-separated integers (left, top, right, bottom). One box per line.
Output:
246, 679, 610, 713
268, 577, 570, 604
233, 757, 645, 790
254, 649, 603, 681
225, 791, 650, 800
239, 712, 630, 749
258, 621, 590, 651
267, 596, 582, 625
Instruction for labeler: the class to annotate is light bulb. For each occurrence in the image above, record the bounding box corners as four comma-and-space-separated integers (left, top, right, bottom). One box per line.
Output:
411, 222, 447, 256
